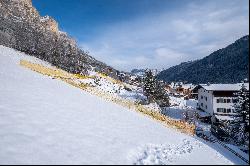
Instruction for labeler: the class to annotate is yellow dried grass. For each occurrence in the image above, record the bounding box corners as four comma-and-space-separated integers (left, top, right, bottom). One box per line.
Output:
20, 60, 195, 135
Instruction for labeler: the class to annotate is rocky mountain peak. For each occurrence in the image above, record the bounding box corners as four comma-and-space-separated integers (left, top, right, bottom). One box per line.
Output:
0, 0, 117, 77
40, 15, 59, 33
0, 0, 40, 23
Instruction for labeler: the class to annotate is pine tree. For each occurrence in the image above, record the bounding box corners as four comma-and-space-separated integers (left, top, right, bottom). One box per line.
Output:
228, 83, 249, 145
154, 80, 170, 107
143, 69, 156, 103
143, 69, 170, 107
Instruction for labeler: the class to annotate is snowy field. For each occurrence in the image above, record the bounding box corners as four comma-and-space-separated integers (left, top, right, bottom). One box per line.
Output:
161, 96, 198, 120
0, 45, 244, 164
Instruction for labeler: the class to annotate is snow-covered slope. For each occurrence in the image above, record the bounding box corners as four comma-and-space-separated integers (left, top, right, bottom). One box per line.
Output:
0, 45, 240, 164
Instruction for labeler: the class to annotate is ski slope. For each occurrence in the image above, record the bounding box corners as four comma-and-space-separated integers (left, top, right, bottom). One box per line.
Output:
0, 45, 240, 164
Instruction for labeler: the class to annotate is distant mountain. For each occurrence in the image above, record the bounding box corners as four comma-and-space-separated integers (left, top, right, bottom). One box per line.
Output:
131, 69, 146, 77
131, 68, 161, 77
0, 0, 117, 76
157, 35, 249, 84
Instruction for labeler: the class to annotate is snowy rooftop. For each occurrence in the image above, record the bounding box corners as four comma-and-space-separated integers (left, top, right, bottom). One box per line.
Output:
215, 115, 235, 121
200, 83, 249, 91
181, 84, 196, 90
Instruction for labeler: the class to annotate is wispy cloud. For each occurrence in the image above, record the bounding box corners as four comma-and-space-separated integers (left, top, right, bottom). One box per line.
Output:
80, 0, 249, 71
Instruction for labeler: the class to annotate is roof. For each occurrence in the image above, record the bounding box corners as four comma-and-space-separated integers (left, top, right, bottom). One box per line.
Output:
215, 115, 235, 121
200, 83, 249, 91
181, 84, 196, 90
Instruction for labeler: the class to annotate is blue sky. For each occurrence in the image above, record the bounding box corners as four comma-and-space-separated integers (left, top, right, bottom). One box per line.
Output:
33, 0, 249, 71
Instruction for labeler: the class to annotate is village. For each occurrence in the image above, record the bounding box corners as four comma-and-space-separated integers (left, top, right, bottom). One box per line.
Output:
117, 70, 249, 164
158, 80, 249, 163
74, 67, 250, 164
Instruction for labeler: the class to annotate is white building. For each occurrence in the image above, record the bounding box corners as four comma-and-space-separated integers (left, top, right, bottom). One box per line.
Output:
197, 83, 249, 122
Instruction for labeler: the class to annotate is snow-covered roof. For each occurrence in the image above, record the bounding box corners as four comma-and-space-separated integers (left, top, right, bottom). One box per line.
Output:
169, 82, 191, 89
200, 83, 249, 91
130, 75, 137, 80
215, 115, 235, 121
181, 84, 196, 90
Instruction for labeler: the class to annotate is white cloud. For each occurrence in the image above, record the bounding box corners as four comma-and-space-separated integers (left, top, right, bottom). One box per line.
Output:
155, 48, 183, 60
80, 0, 249, 71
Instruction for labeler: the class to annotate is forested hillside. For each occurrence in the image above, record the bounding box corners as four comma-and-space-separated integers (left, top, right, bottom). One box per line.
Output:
157, 35, 249, 84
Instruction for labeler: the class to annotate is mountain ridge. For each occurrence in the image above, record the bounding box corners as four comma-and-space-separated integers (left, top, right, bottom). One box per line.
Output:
157, 35, 249, 84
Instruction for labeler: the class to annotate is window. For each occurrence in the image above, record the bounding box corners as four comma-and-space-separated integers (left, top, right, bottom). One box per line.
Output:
201, 96, 203, 99
217, 108, 223, 112
227, 109, 231, 113
201, 103, 204, 107
217, 108, 228, 113
217, 98, 232, 103
205, 105, 207, 109
217, 98, 224, 103
205, 97, 207, 101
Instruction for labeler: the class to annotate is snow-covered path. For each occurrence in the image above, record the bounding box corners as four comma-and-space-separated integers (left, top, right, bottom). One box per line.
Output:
0, 45, 239, 164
